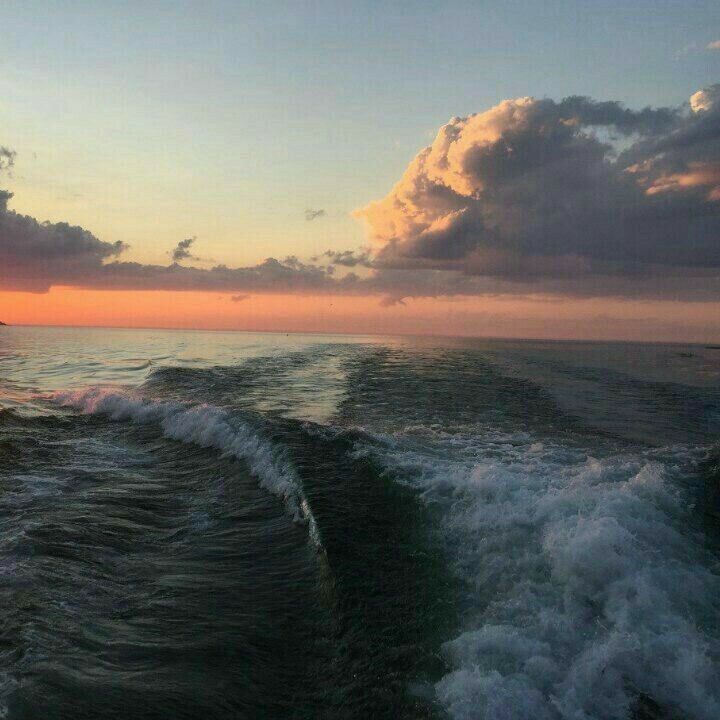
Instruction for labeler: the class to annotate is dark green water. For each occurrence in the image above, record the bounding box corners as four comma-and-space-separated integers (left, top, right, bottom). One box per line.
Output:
0, 327, 719, 719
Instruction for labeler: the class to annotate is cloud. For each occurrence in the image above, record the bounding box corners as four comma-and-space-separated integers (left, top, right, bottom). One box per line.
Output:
689, 85, 720, 113
305, 208, 326, 221
0, 148, 16, 175
82, 256, 348, 294
355, 87, 720, 297
0, 185, 346, 294
170, 237, 197, 263
320, 249, 373, 267
230, 294, 250, 302
0, 190, 127, 292
3, 83, 720, 303
708, 40, 720, 51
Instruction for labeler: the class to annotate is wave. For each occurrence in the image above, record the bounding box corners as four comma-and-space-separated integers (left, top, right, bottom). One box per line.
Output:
118, 359, 153, 371
353, 430, 720, 720
50, 387, 322, 549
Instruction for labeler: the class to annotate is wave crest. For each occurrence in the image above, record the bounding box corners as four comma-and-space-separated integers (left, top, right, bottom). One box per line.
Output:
356, 432, 720, 720
51, 387, 321, 546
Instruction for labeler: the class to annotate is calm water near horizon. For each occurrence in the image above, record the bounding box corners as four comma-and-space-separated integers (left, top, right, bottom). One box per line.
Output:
1, 325, 719, 719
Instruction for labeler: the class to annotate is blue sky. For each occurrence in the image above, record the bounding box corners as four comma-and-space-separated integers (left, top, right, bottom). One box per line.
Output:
2, 0, 720, 267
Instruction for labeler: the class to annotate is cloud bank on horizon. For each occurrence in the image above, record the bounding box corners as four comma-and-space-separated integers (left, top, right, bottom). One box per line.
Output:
2, 83, 720, 303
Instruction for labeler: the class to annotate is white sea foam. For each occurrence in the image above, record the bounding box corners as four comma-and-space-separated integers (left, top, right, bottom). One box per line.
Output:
357, 430, 720, 720
51, 388, 321, 545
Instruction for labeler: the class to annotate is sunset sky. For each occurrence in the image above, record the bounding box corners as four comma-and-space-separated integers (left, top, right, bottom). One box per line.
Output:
3, 1, 720, 340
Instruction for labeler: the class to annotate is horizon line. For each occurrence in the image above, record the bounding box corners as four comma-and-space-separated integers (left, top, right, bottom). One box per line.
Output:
1, 321, 717, 346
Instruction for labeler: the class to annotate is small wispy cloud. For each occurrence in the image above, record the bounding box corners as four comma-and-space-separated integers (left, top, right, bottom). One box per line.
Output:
305, 208, 326, 221
320, 249, 373, 267
0, 147, 16, 176
230, 294, 250, 302
170, 237, 197, 263
708, 40, 720, 51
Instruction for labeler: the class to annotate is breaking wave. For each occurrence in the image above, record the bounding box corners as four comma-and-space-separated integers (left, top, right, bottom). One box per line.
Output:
356, 430, 720, 720
6, 330, 718, 720
51, 387, 322, 549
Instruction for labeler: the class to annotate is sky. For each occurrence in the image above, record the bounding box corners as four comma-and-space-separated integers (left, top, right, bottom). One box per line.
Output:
2, 0, 720, 340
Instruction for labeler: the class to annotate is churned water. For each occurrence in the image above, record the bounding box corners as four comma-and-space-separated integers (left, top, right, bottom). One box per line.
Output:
0, 326, 719, 719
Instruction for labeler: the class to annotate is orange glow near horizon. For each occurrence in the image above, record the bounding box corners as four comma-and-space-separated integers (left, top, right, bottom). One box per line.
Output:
2, 287, 720, 343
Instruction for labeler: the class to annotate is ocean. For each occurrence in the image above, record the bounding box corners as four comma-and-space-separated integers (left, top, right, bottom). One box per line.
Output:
0, 325, 719, 719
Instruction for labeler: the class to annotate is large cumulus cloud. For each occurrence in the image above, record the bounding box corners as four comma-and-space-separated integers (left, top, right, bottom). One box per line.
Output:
355, 85, 720, 297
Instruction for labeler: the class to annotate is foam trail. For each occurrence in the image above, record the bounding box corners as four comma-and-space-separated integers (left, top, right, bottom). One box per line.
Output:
52, 388, 322, 547
355, 431, 720, 720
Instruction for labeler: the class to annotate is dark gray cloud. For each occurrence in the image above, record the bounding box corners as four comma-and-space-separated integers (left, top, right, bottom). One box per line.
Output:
170, 237, 197, 263
0, 186, 348, 294
73, 257, 345, 294
0, 190, 127, 292
320, 249, 373, 267
305, 208, 326, 221
0, 148, 16, 175
0, 184, 350, 294
356, 85, 720, 296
